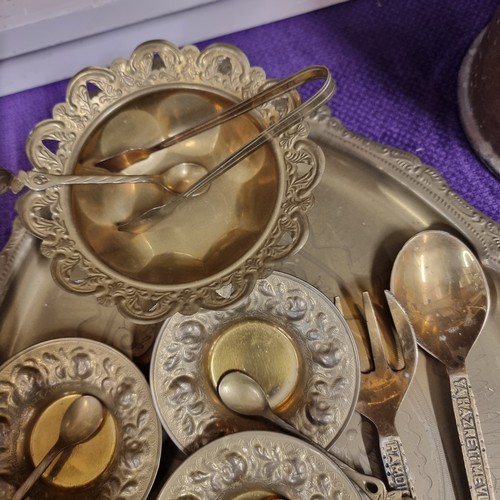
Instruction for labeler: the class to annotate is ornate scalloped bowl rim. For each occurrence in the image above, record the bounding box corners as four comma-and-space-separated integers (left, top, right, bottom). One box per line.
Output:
16, 40, 326, 322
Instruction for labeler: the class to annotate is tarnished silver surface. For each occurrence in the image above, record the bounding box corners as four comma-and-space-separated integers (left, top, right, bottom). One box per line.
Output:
14, 40, 325, 323
156, 431, 361, 500
1, 108, 500, 498
150, 271, 359, 454
340, 292, 418, 498
0, 338, 162, 499
390, 230, 494, 499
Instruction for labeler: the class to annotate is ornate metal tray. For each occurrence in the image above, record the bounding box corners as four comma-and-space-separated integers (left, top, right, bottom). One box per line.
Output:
1, 107, 499, 498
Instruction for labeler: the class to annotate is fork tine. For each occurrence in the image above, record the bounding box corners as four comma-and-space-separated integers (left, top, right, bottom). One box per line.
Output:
362, 291, 386, 370
335, 295, 373, 373
384, 290, 418, 374
333, 296, 344, 316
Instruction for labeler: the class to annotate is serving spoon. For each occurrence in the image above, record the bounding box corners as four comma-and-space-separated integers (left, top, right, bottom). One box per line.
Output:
390, 229, 494, 500
12, 395, 106, 500
218, 370, 409, 500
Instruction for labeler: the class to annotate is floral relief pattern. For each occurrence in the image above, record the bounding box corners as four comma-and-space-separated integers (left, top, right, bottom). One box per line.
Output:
151, 272, 359, 454
158, 432, 359, 499
0, 339, 161, 499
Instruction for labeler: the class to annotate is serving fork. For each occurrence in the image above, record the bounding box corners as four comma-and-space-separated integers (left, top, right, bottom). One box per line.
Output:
335, 290, 418, 498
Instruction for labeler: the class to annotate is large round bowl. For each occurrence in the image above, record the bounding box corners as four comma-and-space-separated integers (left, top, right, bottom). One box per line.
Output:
16, 40, 328, 322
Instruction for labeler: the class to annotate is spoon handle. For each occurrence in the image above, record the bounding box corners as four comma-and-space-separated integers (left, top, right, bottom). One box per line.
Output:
15, 170, 157, 191
447, 367, 495, 499
11, 442, 64, 500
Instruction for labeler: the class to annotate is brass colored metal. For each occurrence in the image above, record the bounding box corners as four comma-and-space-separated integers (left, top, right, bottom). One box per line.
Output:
150, 272, 359, 455
29, 394, 116, 488
0, 163, 209, 193
217, 370, 390, 500
0, 338, 162, 499
117, 66, 333, 232
16, 41, 327, 322
390, 229, 494, 500
231, 492, 286, 500
337, 292, 418, 498
208, 319, 300, 409
3, 108, 500, 497
72, 88, 280, 287
12, 395, 106, 500
156, 431, 361, 499
96, 65, 331, 171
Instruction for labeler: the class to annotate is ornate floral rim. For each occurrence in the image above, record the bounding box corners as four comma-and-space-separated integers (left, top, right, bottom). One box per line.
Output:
0, 338, 162, 499
157, 431, 360, 499
150, 271, 359, 455
16, 40, 326, 323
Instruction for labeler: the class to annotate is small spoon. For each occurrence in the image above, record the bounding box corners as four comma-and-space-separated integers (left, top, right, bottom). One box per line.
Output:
390, 230, 494, 500
0, 162, 209, 194
12, 395, 106, 500
218, 371, 396, 500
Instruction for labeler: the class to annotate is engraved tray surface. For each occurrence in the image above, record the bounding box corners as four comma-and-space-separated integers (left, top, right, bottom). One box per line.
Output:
1, 108, 499, 498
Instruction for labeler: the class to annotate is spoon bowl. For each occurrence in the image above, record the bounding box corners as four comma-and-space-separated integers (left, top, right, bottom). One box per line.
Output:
390, 229, 494, 499
390, 229, 489, 369
12, 395, 105, 500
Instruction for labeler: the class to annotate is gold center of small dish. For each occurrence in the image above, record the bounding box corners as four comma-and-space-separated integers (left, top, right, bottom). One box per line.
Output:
209, 319, 301, 409
29, 394, 117, 489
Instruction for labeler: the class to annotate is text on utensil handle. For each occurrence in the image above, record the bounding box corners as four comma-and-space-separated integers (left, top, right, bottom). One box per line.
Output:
380, 435, 416, 497
451, 374, 494, 499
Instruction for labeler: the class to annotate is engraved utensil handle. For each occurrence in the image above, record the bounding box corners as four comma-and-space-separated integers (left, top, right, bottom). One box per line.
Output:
447, 367, 495, 500
16, 170, 155, 191
379, 434, 417, 498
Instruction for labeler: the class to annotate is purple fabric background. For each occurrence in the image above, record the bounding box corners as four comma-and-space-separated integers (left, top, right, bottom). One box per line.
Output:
1, 0, 499, 251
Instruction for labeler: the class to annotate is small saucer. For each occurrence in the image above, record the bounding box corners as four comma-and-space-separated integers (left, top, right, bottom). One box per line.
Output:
156, 431, 361, 499
150, 271, 359, 454
0, 338, 162, 499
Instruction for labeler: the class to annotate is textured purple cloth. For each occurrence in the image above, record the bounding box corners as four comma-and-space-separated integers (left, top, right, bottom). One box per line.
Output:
1, 0, 499, 250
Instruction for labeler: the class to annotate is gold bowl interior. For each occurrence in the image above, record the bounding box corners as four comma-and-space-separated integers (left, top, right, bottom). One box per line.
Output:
72, 86, 281, 286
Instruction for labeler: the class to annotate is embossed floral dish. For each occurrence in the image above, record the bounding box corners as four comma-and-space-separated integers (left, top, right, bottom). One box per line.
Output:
0, 338, 162, 499
150, 271, 359, 455
156, 430, 361, 499
15, 40, 329, 323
